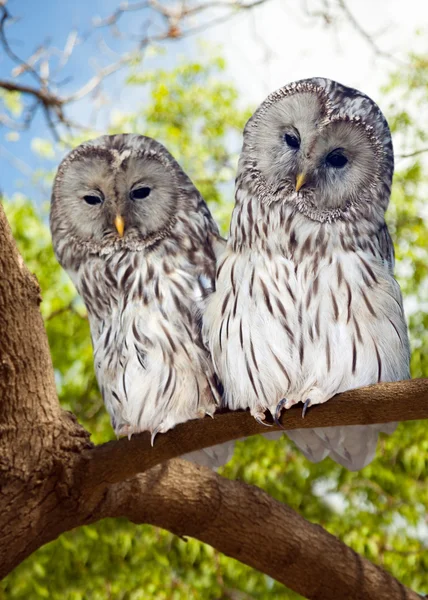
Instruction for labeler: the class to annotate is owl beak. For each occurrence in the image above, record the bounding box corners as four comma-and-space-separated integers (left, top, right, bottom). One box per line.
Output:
114, 215, 125, 238
295, 173, 307, 192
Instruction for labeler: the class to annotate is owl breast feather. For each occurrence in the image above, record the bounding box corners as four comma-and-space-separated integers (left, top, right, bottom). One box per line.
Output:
75, 250, 220, 437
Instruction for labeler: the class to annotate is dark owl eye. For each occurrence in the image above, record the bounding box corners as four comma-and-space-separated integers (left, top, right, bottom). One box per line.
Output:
284, 133, 300, 149
326, 150, 348, 168
84, 194, 103, 205
130, 187, 151, 200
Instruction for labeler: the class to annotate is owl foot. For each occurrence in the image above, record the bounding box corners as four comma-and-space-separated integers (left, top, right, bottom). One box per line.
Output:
116, 424, 134, 440
302, 398, 311, 418
273, 398, 288, 428
151, 424, 168, 446
299, 388, 329, 416
252, 409, 272, 427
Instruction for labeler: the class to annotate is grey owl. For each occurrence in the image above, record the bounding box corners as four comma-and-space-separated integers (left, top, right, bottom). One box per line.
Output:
51, 133, 232, 467
203, 78, 410, 471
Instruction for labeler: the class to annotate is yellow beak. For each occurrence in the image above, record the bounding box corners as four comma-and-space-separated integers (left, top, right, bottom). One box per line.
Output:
295, 173, 306, 192
114, 215, 125, 238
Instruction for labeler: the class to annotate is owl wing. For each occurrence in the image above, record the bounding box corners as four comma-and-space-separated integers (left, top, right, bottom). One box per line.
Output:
184, 222, 234, 469
376, 222, 395, 274
210, 231, 227, 260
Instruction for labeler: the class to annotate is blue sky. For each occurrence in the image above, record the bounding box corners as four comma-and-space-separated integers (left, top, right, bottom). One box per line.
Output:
1, 0, 194, 202
1, 0, 427, 205
1, 0, 113, 196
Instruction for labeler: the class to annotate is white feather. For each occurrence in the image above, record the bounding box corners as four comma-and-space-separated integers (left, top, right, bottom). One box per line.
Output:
204, 195, 410, 470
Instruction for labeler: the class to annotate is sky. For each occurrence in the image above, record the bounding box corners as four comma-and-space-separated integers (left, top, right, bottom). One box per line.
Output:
1, 0, 428, 203
211, 0, 428, 103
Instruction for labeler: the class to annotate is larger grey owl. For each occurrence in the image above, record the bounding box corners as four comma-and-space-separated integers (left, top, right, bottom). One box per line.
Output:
203, 78, 410, 471
51, 134, 232, 467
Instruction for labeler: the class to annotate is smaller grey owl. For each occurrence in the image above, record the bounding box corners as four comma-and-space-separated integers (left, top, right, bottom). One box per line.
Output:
51, 134, 232, 467
204, 78, 410, 470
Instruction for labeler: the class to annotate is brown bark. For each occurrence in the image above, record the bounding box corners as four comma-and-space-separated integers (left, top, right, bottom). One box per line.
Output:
102, 461, 419, 600
82, 378, 428, 488
0, 201, 424, 599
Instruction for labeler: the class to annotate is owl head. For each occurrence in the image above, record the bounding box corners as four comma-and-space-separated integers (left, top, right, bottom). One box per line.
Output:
50, 134, 206, 264
238, 78, 394, 223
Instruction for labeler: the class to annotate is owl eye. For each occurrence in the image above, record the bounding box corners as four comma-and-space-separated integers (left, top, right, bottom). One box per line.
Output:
284, 133, 300, 149
84, 194, 103, 205
130, 187, 151, 200
326, 150, 348, 168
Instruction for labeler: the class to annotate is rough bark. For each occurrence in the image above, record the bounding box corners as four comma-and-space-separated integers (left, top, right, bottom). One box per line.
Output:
0, 201, 424, 599
82, 378, 428, 488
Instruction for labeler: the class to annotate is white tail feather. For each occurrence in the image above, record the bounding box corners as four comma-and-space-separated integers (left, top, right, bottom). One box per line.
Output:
182, 441, 235, 469
284, 423, 396, 471
283, 429, 331, 464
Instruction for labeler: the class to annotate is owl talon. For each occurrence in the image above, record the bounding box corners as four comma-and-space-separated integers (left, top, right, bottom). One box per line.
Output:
151, 426, 161, 446
274, 398, 288, 428
302, 398, 311, 419
254, 411, 272, 427
274, 416, 284, 428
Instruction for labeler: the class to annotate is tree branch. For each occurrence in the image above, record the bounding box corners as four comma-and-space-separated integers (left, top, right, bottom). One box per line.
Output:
397, 148, 428, 159
0, 1, 274, 139
0, 78, 64, 108
0, 0, 407, 140
93, 459, 421, 600
81, 378, 428, 488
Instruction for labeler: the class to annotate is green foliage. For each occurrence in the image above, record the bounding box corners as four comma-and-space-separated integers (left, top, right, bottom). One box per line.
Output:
123, 53, 247, 218
2, 50, 428, 599
0, 89, 23, 117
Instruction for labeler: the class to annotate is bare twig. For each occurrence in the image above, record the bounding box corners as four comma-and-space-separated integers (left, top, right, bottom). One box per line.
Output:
92, 1, 150, 29
0, 0, 406, 141
0, 5, 43, 84
0, 79, 62, 107
0, 1, 274, 139
397, 148, 428, 159
336, 0, 404, 64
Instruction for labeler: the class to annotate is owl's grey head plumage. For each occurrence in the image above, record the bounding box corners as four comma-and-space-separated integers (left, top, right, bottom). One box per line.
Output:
51, 134, 217, 267
238, 77, 393, 223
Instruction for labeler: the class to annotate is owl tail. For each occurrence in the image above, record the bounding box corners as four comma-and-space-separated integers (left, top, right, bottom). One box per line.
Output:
182, 440, 235, 469
280, 423, 396, 471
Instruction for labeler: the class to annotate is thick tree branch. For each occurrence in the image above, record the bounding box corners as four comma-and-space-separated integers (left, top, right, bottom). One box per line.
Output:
0, 200, 424, 599
81, 378, 428, 488
95, 459, 421, 600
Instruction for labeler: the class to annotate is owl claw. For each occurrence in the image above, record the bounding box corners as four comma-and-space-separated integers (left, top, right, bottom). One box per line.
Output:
254, 411, 272, 427
274, 398, 288, 428
151, 426, 161, 446
117, 424, 132, 439
302, 398, 311, 419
